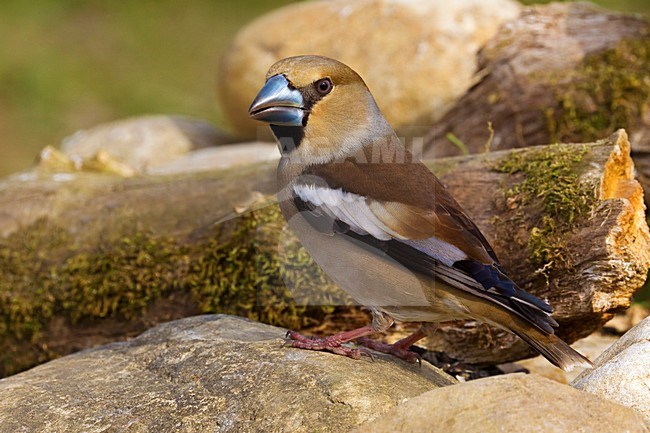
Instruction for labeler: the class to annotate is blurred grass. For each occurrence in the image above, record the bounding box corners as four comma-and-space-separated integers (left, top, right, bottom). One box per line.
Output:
0, 0, 296, 176
0, 0, 648, 177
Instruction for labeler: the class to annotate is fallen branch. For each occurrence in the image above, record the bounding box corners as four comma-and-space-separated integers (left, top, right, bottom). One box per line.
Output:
0, 130, 646, 373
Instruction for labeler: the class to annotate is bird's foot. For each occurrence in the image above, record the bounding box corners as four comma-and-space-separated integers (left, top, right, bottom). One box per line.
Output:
356, 337, 421, 364
285, 330, 368, 359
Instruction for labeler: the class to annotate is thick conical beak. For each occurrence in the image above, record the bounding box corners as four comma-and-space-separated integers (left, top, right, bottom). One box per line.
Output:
248, 74, 305, 126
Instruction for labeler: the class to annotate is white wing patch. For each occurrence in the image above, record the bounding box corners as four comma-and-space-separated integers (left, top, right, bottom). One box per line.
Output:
293, 184, 404, 240
293, 184, 468, 266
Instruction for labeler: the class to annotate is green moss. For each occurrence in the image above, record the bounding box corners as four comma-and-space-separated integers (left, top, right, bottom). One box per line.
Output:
495, 144, 594, 277
55, 233, 187, 324
0, 204, 348, 375
189, 205, 343, 330
548, 38, 650, 143
0, 219, 69, 341
497, 144, 591, 221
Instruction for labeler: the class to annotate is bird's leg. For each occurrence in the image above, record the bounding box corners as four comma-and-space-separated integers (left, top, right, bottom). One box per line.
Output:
356, 326, 428, 364
285, 310, 394, 360
285, 325, 376, 359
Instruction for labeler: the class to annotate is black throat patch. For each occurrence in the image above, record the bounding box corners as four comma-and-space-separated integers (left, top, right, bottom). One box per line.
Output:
270, 125, 305, 154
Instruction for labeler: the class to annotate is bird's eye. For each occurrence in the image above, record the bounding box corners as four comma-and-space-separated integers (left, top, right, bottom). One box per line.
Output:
315, 78, 333, 95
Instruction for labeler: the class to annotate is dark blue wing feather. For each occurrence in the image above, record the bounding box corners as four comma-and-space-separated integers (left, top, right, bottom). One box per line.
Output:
454, 259, 553, 314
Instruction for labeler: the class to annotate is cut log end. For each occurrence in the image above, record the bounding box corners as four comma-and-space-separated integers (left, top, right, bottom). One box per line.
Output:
585, 130, 649, 319
600, 130, 649, 259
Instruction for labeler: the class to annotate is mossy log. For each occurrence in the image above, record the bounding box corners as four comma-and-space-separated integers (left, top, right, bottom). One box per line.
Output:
0, 131, 647, 375
422, 130, 649, 364
421, 2, 650, 205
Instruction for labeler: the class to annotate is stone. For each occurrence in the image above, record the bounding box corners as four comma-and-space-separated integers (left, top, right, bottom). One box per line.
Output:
572, 317, 650, 426
604, 305, 650, 335
149, 142, 279, 175
353, 374, 648, 433
219, 0, 521, 140
61, 115, 233, 174
0, 315, 455, 433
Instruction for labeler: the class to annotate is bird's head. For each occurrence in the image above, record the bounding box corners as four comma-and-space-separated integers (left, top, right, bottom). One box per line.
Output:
248, 55, 393, 165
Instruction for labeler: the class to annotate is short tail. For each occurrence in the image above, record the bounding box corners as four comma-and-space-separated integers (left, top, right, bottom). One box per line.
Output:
513, 329, 593, 372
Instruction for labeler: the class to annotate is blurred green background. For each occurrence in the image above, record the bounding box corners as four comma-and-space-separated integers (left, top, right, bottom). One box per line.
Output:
0, 0, 648, 177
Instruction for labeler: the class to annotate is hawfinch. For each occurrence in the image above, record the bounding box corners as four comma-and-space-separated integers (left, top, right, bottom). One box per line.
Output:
248, 55, 592, 371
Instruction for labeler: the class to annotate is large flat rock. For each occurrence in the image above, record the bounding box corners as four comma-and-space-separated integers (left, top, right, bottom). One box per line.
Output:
0, 315, 454, 433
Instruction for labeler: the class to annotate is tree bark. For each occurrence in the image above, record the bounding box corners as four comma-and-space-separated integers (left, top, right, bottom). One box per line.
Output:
421, 2, 650, 205
0, 131, 647, 374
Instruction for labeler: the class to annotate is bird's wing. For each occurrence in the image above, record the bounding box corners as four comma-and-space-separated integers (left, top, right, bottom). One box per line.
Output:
299, 159, 499, 264
293, 161, 557, 334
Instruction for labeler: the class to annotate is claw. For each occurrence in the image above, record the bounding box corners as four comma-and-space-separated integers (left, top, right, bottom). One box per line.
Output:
358, 346, 376, 361
285, 330, 313, 343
